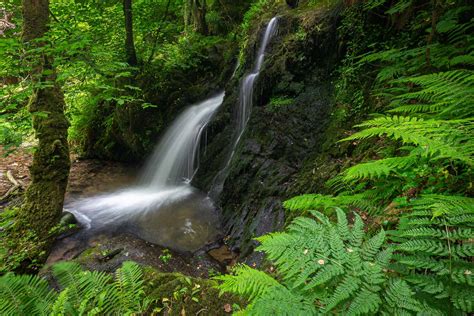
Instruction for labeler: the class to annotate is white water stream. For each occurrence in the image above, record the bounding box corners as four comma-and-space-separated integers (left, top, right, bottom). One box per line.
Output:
211, 17, 279, 196
67, 17, 279, 252
68, 93, 224, 251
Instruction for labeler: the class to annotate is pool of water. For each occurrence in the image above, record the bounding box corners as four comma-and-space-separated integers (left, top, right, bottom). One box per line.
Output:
64, 161, 220, 253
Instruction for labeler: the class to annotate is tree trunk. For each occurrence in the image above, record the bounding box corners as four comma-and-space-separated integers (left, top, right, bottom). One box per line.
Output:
187, 0, 208, 35
123, 0, 137, 66
19, 0, 71, 253
425, 0, 441, 68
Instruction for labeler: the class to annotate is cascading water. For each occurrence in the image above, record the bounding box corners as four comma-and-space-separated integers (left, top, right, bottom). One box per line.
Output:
68, 93, 224, 252
140, 93, 225, 187
211, 17, 279, 197
238, 16, 278, 133
67, 16, 279, 252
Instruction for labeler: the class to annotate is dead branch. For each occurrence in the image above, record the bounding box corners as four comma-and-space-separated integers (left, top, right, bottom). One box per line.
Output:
1, 170, 24, 201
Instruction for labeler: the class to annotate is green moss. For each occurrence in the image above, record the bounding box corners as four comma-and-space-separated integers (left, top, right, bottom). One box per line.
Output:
0, 207, 47, 273
266, 96, 294, 112
75, 245, 103, 262
143, 267, 244, 315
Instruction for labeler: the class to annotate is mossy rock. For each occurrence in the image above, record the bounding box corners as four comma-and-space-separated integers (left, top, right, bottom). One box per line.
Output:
194, 6, 341, 259
143, 268, 244, 315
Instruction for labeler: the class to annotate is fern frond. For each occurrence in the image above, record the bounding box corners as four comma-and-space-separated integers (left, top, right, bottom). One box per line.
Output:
362, 229, 386, 261
350, 213, 365, 249
0, 273, 56, 316
383, 278, 422, 313
410, 194, 474, 217
392, 70, 474, 118
342, 155, 418, 181
336, 208, 350, 241
451, 285, 474, 313
76, 270, 113, 314
283, 194, 339, 211
341, 116, 474, 165
322, 276, 361, 312
50, 288, 72, 316
347, 288, 381, 315
109, 261, 147, 314
52, 261, 84, 288
283, 193, 378, 214
215, 265, 281, 301
243, 286, 316, 316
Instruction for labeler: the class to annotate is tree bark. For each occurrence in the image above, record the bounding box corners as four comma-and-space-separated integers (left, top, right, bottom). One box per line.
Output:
425, 0, 441, 68
19, 0, 71, 251
186, 0, 208, 35
123, 0, 137, 66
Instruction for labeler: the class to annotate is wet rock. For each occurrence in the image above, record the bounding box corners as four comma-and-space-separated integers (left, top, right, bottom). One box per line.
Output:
194, 8, 340, 260
208, 245, 238, 266
59, 210, 77, 226
98, 248, 123, 262
48, 232, 224, 278
286, 0, 299, 8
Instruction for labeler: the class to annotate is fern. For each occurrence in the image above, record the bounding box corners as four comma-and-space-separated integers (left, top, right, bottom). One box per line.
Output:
108, 261, 150, 314
341, 116, 474, 165
217, 2, 474, 315
218, 196, 473, 314
0, 273, 55, 316
0, 261, 152, 315
49, 288, 70, 316
215, 265, 282, 301
390, 70, 474, 119
283, 192, 378, 213
342, 154, 419, 181
216, 210, 434, 315
387, 196, 474, 313
52, 261, 86, 305
217, 267, 317, 316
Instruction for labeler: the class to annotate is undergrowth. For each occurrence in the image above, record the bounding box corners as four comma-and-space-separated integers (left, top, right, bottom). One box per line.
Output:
216, 0, 474, 314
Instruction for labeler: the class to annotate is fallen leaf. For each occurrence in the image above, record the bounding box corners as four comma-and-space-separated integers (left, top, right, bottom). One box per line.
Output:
224, 303, 232, 313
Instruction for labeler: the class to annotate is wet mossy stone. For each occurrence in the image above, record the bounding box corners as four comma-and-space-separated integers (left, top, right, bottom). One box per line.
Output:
193, 7, 341, 260
59, 211, 77, 226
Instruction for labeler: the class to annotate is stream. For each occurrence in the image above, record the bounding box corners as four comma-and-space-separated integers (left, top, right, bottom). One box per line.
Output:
62, 17, 279, 254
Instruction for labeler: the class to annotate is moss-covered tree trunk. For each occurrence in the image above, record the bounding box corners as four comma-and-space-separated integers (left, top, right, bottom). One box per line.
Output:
19, 0, 70, 250
123, 0, 138, 66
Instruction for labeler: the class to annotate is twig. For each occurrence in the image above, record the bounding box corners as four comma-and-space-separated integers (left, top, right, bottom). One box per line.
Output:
196, 308, 209, 315
6, 170, 20, 187
1, 170, 24, 201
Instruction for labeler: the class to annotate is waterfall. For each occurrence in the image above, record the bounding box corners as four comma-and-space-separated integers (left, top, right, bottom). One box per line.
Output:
140, 92, 225, 187
211, 16, 279, 197
65, 16, 279, 251
67, 93, 225, 251
237, 16, 279, 133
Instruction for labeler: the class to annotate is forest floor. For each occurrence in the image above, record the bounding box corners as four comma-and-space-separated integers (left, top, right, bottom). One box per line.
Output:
0, 147, 31, 198
0, 147, 138, 200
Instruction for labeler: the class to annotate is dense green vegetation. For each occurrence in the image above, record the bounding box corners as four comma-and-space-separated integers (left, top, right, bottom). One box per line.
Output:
0, 260, 239, 315
1, 0, 244, 158
217, 1, 474, 314
1, 0, 472, 315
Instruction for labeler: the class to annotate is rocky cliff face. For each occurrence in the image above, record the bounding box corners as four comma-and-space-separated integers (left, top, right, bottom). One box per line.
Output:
194, 7, 343, 259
